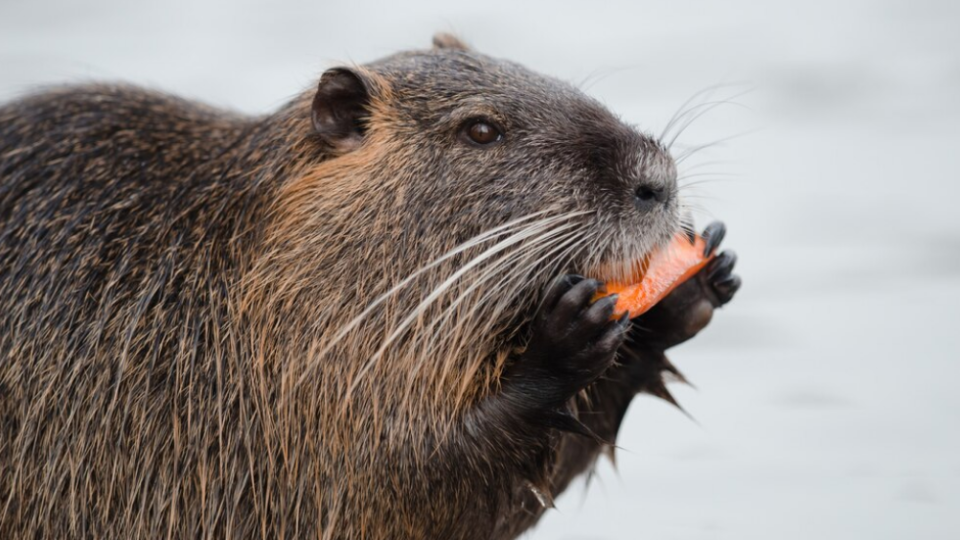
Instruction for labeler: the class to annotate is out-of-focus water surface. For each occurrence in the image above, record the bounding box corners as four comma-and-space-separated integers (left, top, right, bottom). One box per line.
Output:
2, 1, 958, 538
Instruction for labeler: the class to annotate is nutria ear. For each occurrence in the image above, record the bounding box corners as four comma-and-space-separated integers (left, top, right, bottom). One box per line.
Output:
432, 33, 471, 51
312, 67, 371, 153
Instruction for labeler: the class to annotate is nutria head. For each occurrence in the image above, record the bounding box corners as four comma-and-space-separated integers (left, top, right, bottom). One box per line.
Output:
246, 34, 682, 433
311, 36, 680, 279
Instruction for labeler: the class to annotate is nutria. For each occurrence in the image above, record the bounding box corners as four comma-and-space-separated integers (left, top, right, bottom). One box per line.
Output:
0, 34, 740, 539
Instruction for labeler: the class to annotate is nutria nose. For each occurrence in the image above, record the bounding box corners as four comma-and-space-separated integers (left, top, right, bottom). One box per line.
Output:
633, 182, 670, 213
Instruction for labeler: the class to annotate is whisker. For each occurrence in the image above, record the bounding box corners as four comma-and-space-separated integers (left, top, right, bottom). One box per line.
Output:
659, 81, 752, 142
442, 226, 603, 408
677, 171, 739, 182
421, 227, 586, 350
677, 202, 714, 220
676, 160, 733, 175
335, 212, 591, 404
293, 209, 570, 388
419, 227, 589, 393
675, 126, 764, 165
576, 64, 650, 92
677, 193, 722, 202
469, 227, 589, 323
677, 178, 742, 192
665, 89, 754, 150
367, 220, 585, 365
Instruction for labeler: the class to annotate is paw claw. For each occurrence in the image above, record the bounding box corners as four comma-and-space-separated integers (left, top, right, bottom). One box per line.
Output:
593, 319, 629, 359
702, 221, 727, 256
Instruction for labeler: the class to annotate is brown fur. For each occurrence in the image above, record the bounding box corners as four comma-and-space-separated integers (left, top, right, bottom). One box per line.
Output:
0, 37, 708, 539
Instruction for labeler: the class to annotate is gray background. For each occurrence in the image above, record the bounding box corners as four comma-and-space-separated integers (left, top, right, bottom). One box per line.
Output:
2, 1, 958, 538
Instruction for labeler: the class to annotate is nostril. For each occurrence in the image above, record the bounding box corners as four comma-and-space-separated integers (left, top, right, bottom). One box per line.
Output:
635, 186, 659, 202
634, 184, 667, 206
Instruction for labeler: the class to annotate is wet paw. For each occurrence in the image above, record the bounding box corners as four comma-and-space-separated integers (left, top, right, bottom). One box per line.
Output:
510, 275, 630, 408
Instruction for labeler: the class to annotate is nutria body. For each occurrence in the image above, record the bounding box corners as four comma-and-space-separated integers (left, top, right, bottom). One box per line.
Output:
0, 35, 740, 539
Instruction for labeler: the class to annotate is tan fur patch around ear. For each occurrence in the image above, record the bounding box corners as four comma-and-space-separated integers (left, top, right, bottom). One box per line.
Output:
432, 33, 471, 51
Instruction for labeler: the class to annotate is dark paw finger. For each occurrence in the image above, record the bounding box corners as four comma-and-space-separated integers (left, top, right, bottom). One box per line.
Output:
553, 278, 602, 325
541, 274, 585, 312
704, 250, 740, 306
591, 314, 631, 358
702, 221, 727, 257
706, 250, 737, 282
579, 294, 619, 336
712, 274, 742, 305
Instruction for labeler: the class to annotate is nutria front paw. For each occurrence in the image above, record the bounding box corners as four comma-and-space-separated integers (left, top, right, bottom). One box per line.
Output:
506, 275, 630, 411
629, 221, 741, 352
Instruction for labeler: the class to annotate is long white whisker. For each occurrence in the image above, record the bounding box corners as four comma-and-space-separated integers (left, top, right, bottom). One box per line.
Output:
450, 226, 587, 333
336, 212, 590, 400
413, 227, 588, 387
292, 210, 567, 388
436, 226, 598, 406
677, 171, 739, 182
659, 81, 750, 142
675, 127, 763, 165
419, 227, 584, 349
677, 160, 733, 175
665, 90, 754, 150
367, 221, 584, 365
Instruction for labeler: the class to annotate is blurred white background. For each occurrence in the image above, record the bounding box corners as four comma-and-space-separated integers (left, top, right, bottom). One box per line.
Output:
2, 1, 958, 538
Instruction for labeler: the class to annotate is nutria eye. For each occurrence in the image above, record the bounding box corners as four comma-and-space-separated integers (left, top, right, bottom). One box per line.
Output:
462, 120, 502, 147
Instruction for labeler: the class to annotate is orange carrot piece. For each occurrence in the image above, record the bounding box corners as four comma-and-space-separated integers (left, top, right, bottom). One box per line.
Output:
599, 234, 715, 319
